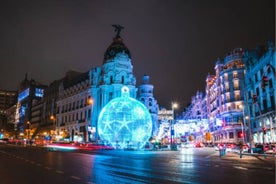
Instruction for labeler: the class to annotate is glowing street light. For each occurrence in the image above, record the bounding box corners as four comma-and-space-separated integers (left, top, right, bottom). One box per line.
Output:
87, 97, 93, 105
26, 121, 31, 142
171, 102, 178, 150
87, 96, 94, 142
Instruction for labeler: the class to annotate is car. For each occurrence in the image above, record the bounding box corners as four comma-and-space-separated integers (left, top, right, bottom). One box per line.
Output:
194, 142, 204, 148
265, 144, 276, 154
0, 138, 9, 144
252, 144, 264, 153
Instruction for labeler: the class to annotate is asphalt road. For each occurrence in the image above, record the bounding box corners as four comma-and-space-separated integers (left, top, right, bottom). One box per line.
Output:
0, 144, 275, 184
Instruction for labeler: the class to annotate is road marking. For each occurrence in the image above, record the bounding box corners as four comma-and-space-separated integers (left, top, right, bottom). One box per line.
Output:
233, 166, 248, 170
44, 166, 51, 170
55, 170, 64, 174
30, 161, 35, 164
36, 163, 41, 166
70, 175, 81, 180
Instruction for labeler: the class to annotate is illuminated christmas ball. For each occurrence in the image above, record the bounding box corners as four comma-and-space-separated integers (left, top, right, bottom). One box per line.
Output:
98, 86, 152, 150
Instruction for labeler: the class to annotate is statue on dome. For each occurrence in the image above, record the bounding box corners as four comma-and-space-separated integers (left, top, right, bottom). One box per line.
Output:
112, 24, 124, 38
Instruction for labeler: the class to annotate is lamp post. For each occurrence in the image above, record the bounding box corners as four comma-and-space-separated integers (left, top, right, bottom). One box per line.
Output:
171, 102, 178, 150
239, 105, 246, 144
87, 97, 94, 142
50, 115, 57, 141
27, 121, 30, 145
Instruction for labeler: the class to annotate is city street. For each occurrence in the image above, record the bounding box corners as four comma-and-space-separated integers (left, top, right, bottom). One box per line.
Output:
0, 144, 275, 184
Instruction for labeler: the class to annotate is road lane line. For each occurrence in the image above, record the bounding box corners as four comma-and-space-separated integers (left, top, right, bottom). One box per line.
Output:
44, 166, 51, 170
30, 161, 35, 164
55, 170, 64, 174
233, 166, 248, 170
70, 175, 81, 180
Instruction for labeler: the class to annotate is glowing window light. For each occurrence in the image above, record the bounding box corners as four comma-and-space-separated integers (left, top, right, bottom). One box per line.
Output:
18, 88, 30, 102
98, 86, 152, 150
35, 88, 44, 97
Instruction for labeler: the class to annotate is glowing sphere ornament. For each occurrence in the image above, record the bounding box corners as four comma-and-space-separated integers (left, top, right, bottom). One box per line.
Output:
98, 86, 152, 150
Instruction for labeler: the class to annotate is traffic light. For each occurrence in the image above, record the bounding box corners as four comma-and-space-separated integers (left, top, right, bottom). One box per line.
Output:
261, 76, 268, 89
252, 95, 257, 103
262, 127, 267, 134
238, 131, 244, 138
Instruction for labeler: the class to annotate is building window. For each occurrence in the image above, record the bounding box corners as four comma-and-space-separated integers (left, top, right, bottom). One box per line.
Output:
263, 99, 267, 112
233, 80, 239, 90
88, 109, 91, 119
260, 68, 263, 76
269, 79, 273, 88
233, 71, 238, 78
256, 87, 259, 96
235, 92, 240, 101
229, 132, 234, 138
224, 73, 228, 81
269, 95, 275, 109
81, 99, 83, 107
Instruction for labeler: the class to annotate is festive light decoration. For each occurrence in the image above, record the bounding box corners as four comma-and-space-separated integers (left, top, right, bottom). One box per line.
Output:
98, 86, 152, 150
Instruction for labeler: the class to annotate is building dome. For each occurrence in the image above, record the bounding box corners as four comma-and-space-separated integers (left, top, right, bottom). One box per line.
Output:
98, 86, 152, 150
103, 37, 131, 63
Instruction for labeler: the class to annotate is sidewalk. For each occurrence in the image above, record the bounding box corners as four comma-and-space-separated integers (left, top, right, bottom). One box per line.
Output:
222, 151, 276, 161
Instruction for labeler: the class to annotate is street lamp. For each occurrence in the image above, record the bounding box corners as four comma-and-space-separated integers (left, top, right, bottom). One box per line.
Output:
87, 96, 94, 142
50, 115, 57, 141
26, 121, 31, 144
171, 102, 178, 150
239, 105, 246, 144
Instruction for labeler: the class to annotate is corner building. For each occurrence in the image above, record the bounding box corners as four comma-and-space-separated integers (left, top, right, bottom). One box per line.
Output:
56, 30, 158, 142
206, 48, 246, 144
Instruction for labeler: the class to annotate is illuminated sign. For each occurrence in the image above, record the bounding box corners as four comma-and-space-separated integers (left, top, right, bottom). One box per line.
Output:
35, 88, 44, 97
18, 88, 30, 102
19, 105, 27, 117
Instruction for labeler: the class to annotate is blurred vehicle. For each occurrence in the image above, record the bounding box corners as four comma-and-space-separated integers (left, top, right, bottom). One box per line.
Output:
214, 143, 224, 151
265, 144, 276, 154
80, 143, 114, 151
46, 141, 78, 151
252, 144, 264, 153
0, 138, 9, 143
241, 144, 249, 152
194, 142, 204, 148
232, 144, 249, 153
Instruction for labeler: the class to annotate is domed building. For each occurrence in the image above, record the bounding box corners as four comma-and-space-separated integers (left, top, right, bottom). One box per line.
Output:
88, 25, 147, 142
55, 25, 159, 143
54, 25, 159, 143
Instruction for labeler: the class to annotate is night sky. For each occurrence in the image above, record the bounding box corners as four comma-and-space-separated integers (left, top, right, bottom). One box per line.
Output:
0, 0, 274, 111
